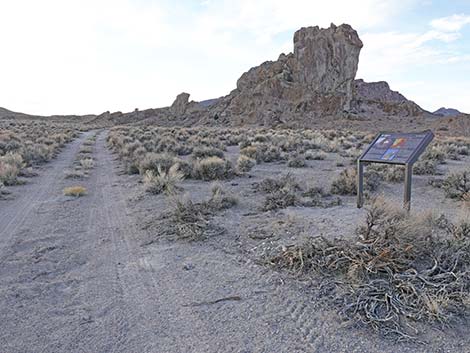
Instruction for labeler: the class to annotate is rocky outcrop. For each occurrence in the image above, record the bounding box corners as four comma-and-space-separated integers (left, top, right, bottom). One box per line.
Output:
205, 23, 363, 125
115, 23, 441, 129
352, 79, 424, 117
170, 92, 190, 116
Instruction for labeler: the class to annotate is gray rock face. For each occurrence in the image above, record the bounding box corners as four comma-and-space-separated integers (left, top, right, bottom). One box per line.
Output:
292, 24, 363, 110
215, 23, 363, 125
352, 79, 424, 117
170, 92, 190, 116
354, 79, 408, 104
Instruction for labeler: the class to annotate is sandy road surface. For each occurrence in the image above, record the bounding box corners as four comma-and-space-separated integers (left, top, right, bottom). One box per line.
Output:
1, 131, 467, 353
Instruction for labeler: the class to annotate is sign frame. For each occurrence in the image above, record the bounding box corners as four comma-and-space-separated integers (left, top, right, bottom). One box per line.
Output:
357, 130, 434, 211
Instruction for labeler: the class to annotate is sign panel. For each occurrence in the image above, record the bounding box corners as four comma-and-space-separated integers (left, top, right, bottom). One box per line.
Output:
359, 131, 434, 165
357, 130, 434, 211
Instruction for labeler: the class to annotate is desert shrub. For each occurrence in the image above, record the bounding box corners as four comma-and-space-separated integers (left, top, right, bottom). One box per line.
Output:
0, 160, 20, 186
79, 146, 93, 154
413, 159, 437, 175
287, 154, 306, 168
138, 152, 176, 175
305, 150, 327, 160
192, 156, 233, 181
269, 198, 470, 340
330, 168, 380, 195
22, 144, 54, 164
205, 183, 238, 210
191, 147, 224, 160
236, 155, 256, 173
63, 186, 87, 197
240, 144, 282, 163
257, 174, 300, 194
80, 158, 94, 170
422, 145, 447, 163
64, 169, 86, 179
258, 174, 301, 211
143, 164, 184, 195
368, 164, 404, 183
441, 170, 470, 200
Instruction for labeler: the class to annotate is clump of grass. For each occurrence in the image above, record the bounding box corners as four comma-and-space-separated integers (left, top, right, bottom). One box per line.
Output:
143, 164, 184, 195
204, 183, 238, 210
63, 186, 87, 197
269, 197, 470, 340
236, 155, 256, 173
192, 156, 233, 181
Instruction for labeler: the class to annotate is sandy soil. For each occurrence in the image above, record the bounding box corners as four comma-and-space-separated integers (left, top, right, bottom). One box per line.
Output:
0, 130, 468, 353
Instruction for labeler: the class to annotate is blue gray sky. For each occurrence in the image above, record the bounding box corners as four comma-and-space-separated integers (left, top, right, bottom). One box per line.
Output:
1, 0, 469, 115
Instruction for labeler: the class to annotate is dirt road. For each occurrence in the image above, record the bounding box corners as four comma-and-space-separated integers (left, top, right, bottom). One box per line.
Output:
0, 132, 467, 353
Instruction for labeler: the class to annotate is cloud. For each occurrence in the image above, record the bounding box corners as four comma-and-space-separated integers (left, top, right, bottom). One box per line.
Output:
430, 14, 470, 32
357, 13, 470, 111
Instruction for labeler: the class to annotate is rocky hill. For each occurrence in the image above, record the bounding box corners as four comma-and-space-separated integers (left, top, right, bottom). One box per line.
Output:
3, 23, 468, 136
120, 23, 435, 130
433, 107, 462, 117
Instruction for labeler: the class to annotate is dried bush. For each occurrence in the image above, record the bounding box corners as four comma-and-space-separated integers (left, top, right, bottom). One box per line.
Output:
138, 152, 176, 175
192, 156, 233, 181
441, 170, 470, 200
287, 154, 306, 168
330, 168, 380, 195
305, 150, 327, 160
413, 159, 437, 175
80, 158, 94, 170
204, 183, 238, 211
236, 155, 256, 173
143, 164, 184, 195
63, 186, 87, 197
258, 175, 300, 211
64, 169, 86, 179
269, 198, 470, 340
167, 197, 224, 241
191, 146, 224, 160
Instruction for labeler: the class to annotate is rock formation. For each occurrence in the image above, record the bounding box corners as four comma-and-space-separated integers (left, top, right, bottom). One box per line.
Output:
114, 23, 448, 130
205, 23, 363, 125
169, 92, 190, 116
352, 79, 424, 117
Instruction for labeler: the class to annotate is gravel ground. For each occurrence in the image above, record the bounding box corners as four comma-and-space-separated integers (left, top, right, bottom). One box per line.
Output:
0, 130, 468, 353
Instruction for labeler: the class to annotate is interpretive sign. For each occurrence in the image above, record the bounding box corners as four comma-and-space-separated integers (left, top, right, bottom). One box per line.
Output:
357, 130, 434, 211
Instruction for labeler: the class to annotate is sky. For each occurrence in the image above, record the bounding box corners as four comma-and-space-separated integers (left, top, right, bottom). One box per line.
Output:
0, 0, 469, 116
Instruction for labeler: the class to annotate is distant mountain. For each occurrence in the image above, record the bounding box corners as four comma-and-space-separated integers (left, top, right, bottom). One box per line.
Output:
0, 107, 29, 119
198, 98, 219, 108
433, 107, 462, 117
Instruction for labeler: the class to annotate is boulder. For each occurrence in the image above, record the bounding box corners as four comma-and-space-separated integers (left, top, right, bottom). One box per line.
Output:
170, 92, 190, 116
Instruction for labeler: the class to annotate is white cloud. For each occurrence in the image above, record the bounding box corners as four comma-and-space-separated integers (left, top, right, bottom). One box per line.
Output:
430, 14, 470, 32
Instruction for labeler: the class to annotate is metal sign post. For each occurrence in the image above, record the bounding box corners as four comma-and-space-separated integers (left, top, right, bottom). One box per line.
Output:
357, 130, 434, 211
